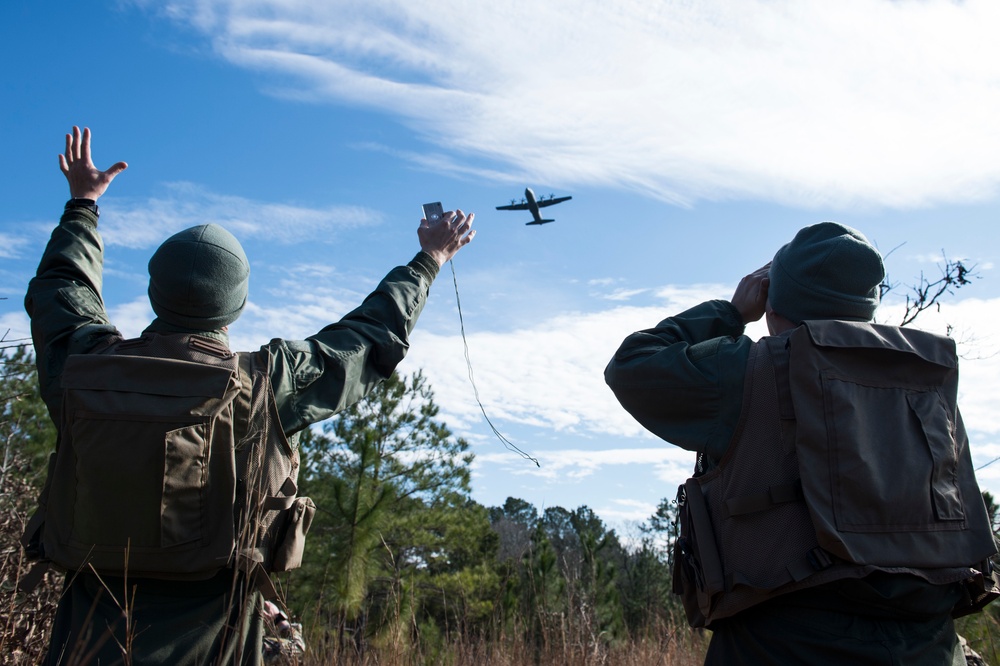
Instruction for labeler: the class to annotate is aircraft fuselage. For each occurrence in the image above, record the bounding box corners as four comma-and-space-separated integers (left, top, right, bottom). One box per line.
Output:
524, 187, 540, 218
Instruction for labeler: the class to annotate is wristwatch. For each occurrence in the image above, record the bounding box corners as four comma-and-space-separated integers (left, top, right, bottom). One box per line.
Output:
65, 198, 100, 217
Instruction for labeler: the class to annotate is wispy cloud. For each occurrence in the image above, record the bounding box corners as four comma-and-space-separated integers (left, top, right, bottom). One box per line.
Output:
349, 141, 517, 183
0, 312, 31, 345
0, 232, 30, 260
100, 182, 382, 249
599, 288, 650, 302
132, 0, 1000, 208
598, 498, 660, 525
472, 445, 695, 484
108, 297, 156, 339
232, 286, 373, 351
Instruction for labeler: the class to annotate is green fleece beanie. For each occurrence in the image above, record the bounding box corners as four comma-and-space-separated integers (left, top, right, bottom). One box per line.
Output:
147, 224, 250, 330
768, 222, 884, 324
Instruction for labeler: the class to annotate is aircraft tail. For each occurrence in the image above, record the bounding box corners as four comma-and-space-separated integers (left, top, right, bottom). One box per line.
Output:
526, 219, 555, 226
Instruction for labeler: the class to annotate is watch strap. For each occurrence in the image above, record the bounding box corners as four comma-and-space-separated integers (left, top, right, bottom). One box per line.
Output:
65, 198, 100, 217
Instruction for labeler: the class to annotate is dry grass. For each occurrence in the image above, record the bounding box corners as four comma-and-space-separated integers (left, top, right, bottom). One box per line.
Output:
0, 458, 61, 665
288, 618, 710, 666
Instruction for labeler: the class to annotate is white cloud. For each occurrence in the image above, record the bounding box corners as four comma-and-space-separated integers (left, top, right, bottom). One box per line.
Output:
600, 288, 650, 302
231, 285, 372, 352
471, 445, 695, 484
0, 311, 31, 346
911, 252, 969, 265
0, 232, 30, 260
402, 283, 736, 441
597, 498, 660, 525
132, 0, 1000, 208
100, 182, 382, 249
404, 308, 659, 439
107, 297, 156, 339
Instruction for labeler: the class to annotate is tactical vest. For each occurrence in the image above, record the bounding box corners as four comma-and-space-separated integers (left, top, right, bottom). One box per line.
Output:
673, 320, 998, 628
21, 333, 315, 593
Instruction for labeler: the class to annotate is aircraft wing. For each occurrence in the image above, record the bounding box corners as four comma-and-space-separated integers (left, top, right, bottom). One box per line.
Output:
496, 203, 530, 211
535, 196, 572, 208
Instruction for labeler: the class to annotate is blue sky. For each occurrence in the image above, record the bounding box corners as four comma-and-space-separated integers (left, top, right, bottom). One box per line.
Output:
3, 0, 999, 531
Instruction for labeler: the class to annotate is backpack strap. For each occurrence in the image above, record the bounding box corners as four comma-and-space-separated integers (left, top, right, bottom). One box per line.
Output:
763, 335, 796, 455
20, 501, 46, 557
235, 554, 280, 601
262, 478, 299, 511
233, 353, 254, 449
231, 350, 304, 598
16, 560, 51, 594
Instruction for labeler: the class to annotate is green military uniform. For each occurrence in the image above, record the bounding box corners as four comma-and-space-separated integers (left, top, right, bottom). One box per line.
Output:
606, 299, 967, 665
26, 203, 441, 665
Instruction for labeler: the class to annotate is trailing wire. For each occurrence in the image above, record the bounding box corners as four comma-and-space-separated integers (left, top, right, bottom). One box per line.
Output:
976, 456, 1000, 472
449, 260, 539, 467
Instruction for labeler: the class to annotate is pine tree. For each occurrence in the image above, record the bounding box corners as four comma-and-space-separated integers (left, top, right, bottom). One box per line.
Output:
288, 370, 479, 651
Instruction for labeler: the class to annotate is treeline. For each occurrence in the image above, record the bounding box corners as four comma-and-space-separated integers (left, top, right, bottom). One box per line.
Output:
282, 371, 692, 661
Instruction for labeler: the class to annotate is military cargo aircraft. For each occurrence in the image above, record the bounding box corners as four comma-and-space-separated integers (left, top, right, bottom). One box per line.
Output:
496, 187, 572, 225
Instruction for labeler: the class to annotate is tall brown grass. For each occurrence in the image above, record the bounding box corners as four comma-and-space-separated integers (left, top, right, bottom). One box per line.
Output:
287, 614, 710, 666
1, 457, 61, 665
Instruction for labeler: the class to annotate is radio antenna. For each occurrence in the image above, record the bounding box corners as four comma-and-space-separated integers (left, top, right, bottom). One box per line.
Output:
449, 260, 539, 467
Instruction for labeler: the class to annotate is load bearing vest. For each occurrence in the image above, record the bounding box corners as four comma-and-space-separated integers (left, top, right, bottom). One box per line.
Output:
673, 320, 998, 628
20, 333, 315, 594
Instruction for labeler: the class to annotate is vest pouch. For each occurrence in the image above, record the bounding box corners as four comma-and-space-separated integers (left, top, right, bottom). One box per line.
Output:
958, 557, 1000, 618
70, 412, 210, 549
673, 535, 708, 628
673, 478, 726, 627
789, 321, 997, 569
270, 496, 316, 572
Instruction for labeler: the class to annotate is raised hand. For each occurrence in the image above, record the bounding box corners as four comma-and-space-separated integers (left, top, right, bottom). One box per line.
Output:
59, 126, 128, 200
730, 262, 771, 324
418, 209, 476, 267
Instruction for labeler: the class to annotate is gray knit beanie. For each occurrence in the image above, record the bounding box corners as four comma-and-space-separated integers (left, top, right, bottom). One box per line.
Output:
148, 224, 250, 330
768, 222, 884, 324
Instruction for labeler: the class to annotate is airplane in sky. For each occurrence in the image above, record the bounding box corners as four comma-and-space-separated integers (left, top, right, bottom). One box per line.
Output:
496, 187, 572, 225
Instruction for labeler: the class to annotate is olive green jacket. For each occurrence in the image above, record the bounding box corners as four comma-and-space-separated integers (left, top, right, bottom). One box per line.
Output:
26, 203, 441, 666
604, 299, 750, 469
